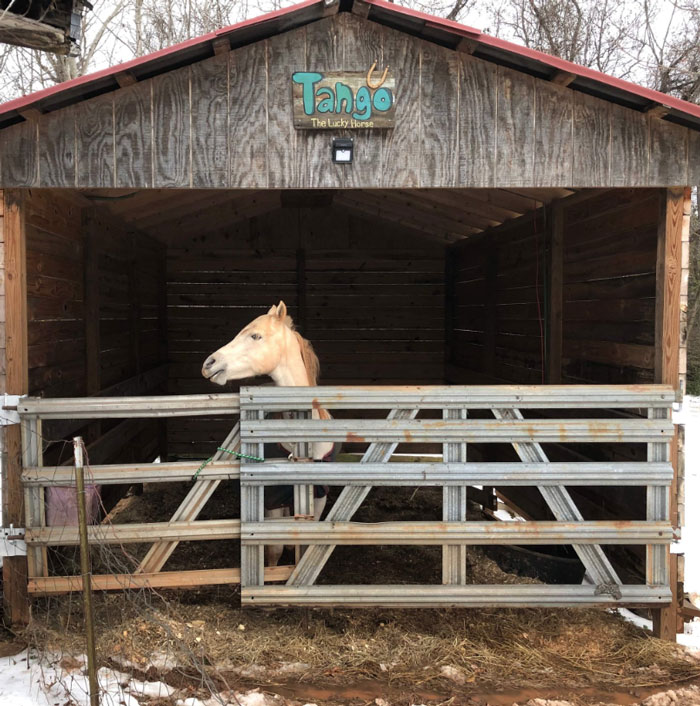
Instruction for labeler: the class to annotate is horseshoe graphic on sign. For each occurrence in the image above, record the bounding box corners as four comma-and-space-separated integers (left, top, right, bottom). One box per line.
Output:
366, 61, 389, 89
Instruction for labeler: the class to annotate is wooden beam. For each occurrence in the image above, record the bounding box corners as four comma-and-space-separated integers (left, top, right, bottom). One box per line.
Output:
2, 189, 29, 626
550, 70, 576, 87
83, 209, 101, 443
646, 103, 671, 119
653, 186, 686, 641
456, 37, 479, 54
212, 37, 231, 55
28, 566, 295, 594
351, 0, 372, 18
546, 200, 564, 383
115, 71, 138, 88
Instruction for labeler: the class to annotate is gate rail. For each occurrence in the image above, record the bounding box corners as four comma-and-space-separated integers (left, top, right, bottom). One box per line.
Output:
18, 384, 677, 606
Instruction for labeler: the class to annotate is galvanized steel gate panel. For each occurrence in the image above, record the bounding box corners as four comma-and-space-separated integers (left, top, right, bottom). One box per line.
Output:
239, 385, 675, 607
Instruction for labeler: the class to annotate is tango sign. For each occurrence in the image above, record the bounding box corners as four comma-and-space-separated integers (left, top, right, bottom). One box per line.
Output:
292, 65, 396, 129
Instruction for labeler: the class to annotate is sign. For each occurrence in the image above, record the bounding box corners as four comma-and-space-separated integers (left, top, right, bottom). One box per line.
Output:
292, 67, 396, 129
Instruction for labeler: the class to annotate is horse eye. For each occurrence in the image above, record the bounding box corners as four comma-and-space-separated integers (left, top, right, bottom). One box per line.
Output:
250, 333, 262, 341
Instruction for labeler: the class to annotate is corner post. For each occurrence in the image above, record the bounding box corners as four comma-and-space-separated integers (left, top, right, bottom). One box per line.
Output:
1, 189, 29, 626
652, 186, 686, 640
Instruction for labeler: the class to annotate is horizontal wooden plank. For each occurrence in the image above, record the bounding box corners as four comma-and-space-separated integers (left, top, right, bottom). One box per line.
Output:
27, 519, 241, 545
28, 566, 294, 594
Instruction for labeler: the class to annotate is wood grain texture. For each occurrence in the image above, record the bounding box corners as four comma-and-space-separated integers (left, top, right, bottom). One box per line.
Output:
342, 12, 383, 188
496, 66, 535, 187
39, 106, 76, 187
458, 54, 496, 187
304, 16, 344, 188
533, 80, 572, 187
420, 40, 458, 187
649, 118, 688, 186
153, 68, 190, 187
76, 94, 114, 187
191, 54, 229, 188
381, 26, 421, 187
114, 80, 153, 188
688, 129, 700, 186
610, 104, 648, 186
267, 30, 306, 188
0, 120, 38, 187
230, 41, 269, 187
572, 92, 610, 187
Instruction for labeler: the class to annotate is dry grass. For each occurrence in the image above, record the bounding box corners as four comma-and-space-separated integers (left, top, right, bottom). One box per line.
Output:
26, 589, 700, 695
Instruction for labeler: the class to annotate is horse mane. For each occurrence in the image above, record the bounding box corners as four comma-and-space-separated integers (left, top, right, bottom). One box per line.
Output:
282, 314, 321, 386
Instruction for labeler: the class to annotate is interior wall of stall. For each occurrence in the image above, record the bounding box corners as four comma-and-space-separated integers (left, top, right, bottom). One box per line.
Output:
24, 190, 168, 467
165, 203, 446, 459
447, 189, 659, 385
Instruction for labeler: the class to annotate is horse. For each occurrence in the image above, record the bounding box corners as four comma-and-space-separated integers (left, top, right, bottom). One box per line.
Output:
201, 301, 335, 565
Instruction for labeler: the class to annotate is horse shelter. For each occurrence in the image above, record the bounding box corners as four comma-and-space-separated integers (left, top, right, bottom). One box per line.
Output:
0, 0, 696, 639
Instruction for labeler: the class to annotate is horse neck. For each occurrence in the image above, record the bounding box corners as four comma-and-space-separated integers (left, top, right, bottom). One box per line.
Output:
269, 328, 311, 388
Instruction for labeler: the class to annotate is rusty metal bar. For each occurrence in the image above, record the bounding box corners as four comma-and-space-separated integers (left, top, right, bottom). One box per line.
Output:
240, 461, 672, 486
241, 417, 672, 444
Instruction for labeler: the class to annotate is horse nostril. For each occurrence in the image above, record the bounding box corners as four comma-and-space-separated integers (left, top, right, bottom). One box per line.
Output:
205, 356, 216, 369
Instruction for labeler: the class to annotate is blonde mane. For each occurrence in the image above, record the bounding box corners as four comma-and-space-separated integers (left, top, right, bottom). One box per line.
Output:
282, 314, 321, 386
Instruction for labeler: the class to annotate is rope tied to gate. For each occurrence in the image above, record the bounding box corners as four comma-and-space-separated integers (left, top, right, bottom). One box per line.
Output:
191, 446, 263, 482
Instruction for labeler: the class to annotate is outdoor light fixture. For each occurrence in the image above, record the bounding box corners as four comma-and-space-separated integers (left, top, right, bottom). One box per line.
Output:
332, 137, 354, 164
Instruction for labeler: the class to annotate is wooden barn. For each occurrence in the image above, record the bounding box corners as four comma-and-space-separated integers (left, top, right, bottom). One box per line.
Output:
0, 0, 696, 639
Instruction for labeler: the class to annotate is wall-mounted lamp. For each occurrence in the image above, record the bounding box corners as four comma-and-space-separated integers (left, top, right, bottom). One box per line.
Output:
332, 137, 354, 164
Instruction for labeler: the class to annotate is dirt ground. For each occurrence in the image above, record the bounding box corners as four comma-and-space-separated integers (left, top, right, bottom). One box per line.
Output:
20, 480, 700, 706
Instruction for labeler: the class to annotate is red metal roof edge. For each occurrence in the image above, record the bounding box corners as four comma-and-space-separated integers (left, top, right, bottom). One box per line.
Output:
1, 0, 700, 124
366, 0, 700, 120
0, 0, 322, 116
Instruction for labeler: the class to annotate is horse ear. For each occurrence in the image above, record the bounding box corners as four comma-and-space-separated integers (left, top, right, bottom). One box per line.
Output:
276, 301, 287, 320
267, 304, 277, 315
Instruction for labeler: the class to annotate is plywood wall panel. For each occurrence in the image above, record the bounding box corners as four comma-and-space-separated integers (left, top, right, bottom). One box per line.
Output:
114, 81, 153, 188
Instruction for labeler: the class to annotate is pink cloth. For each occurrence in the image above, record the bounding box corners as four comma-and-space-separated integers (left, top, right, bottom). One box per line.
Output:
46, 485, 101, 526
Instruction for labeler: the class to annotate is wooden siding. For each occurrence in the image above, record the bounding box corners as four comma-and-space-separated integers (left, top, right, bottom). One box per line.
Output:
165, 204, 445, 458
447, 189, 660, 386
0, 13, 695, 190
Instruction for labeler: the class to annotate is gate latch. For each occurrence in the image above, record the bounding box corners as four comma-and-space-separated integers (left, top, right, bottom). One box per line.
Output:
0, 526, 26, 557
0, 394, 24, 425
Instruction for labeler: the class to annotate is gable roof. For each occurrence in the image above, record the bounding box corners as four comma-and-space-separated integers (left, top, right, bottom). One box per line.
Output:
1, 0, 699, 132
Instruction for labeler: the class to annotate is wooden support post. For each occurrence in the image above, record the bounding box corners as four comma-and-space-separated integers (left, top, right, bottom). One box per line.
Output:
157, 245, 168, 461
83, 210, 101, 444
444, 248, 456, 370
546, 201, 564, 384
482, 242, 498, 375
2, 189, 29, 626
652, 186, 686, 641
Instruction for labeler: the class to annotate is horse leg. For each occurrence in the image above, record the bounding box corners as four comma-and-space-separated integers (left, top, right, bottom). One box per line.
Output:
313, 494, 327, 520
264, 506, 289, 566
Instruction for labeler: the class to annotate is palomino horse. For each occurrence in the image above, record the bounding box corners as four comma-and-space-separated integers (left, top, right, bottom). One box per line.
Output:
201, 301, 335, 565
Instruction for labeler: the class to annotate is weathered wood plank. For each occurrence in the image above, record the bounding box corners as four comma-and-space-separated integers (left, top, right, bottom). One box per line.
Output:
496, 66, 535, 187
191, 54, 229, 188
114, 80, 153, 188
38, 106, 76, 187
458, 55, 497, 187
533, 80, 572, 186
342, 13, 384, 188
76, 94, 114, 188
572, 92, 610, 187
610, 104, 649, 186
304, 16, 344, 188
381, 27, 421, 187
420, 40, 458, 187
153, 68, 190, 187
649, 118, 688, 186
0, 120, 38, 187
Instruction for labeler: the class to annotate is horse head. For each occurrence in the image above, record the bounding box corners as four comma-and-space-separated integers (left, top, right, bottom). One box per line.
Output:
201, 301, 318, 387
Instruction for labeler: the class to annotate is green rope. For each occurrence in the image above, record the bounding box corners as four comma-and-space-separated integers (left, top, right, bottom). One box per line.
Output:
191, 446, 263, 481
